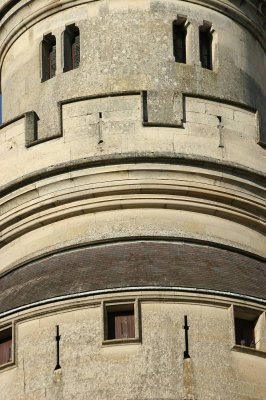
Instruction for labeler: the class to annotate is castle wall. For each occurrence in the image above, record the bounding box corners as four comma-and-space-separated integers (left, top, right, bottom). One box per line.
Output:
0, 0, 265, 141
0, 295, 266, 400
0, 93, 265, 270
0, 1, 265, 399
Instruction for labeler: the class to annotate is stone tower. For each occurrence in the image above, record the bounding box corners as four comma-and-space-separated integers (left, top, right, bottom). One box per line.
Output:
0, 0, 265, 399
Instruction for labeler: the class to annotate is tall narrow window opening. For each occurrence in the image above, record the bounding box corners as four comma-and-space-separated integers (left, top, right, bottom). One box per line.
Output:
173, 20, 187, 63
42, 34, 56, 81
64, 24, 80, 72
0, 327, 12, 367
199, 27, 212, 70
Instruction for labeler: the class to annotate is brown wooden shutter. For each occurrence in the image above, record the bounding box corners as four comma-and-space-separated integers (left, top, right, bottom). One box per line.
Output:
108, 310, 135, 339
114, 312, 135, 339
0, 338, 12, 366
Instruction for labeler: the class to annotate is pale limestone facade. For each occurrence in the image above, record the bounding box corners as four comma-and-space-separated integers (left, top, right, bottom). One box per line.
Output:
0, 0, 265, 399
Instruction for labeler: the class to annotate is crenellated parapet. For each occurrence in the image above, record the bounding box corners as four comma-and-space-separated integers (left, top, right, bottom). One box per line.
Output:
0, 0, 265, 143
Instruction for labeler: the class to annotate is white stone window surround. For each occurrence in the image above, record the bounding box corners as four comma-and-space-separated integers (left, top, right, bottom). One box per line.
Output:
230, 306, 266, 358
172, 16, 218, 70
102, 299, 141, 345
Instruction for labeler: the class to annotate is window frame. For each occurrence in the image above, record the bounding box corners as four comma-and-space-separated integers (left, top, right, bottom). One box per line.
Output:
102, 299, 141, 345
231, 306, 266, 356
0, 324, 14, 370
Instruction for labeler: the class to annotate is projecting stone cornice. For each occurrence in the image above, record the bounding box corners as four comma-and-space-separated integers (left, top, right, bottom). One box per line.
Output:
0, 0, 265, 19
1, 154, 266, 196
0, 162, 265, 267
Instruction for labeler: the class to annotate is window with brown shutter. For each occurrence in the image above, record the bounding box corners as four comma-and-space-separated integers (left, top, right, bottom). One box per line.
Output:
0, 327, 12, 367
108, 310, 135, 340
103, 301, 140, 344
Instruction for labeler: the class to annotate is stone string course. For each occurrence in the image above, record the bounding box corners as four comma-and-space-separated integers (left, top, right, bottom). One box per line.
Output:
1, 241, 265, 314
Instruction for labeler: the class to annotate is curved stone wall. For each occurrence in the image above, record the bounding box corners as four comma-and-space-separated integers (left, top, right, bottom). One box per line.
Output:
0, 161, 265, 274
0, 3, 265, 271
0, 2, 265, 398
0, 0, 265, 144
0, 0, 265, 297
0, 291, 265, 399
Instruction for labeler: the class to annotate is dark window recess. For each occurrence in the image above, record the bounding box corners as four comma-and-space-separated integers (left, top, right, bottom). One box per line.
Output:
108, 310, 135, 340
42, 34, 56, 81
173, 21, 186, 63
235, 318, 256, 348
199, 29, 212, 70
0, 327, 12, 366
64, 25, 80, 72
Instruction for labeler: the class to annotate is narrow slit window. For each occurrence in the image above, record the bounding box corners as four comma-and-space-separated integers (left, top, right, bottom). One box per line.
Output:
42, 34, 56, 81
64, 25, 80, 72
0, 327, 12, 367
173, 21, 187, 63
199, 28, 212, 70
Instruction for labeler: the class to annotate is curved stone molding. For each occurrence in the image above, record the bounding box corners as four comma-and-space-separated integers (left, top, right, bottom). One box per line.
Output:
0, 163, 265, 269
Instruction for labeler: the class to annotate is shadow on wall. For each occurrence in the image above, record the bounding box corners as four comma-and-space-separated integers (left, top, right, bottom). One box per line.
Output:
243, 70, 266, 148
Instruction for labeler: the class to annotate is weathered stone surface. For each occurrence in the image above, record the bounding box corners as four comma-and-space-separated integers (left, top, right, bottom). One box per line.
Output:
0, 1, 265, 399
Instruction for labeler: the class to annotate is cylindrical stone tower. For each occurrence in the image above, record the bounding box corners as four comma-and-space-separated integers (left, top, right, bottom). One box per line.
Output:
0, 0, 265, 399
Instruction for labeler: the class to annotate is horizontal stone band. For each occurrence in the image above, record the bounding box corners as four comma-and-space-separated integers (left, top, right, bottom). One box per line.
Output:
1, 240, 265, 314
